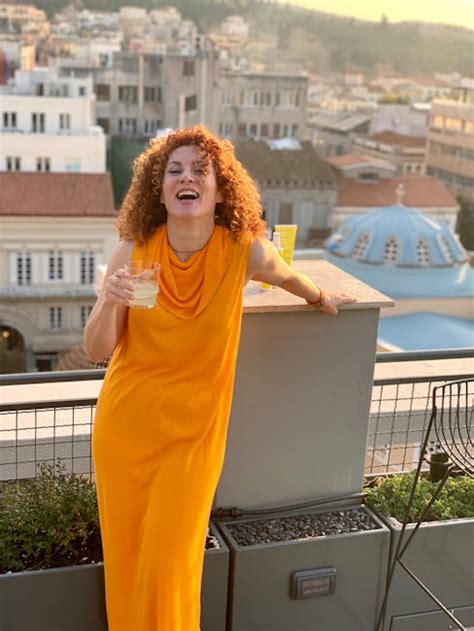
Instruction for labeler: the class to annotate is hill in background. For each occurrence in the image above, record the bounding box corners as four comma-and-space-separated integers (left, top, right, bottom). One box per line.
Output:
13, 0, 474, 75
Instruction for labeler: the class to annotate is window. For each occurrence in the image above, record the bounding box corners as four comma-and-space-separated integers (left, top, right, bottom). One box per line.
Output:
445, 117, 462, 131
78, 86, 86, 96
16, 251, 32, 285
80, 305, 93, 328
80, 251, 95, 284
32, 112, 45, 133
249, 123, 257, 137
118, 118, 137, 134
183, 60, 195, 77
432, 115, 444, 129
260, 123, 269, 137
65, 157, 81, 172
144, 86, 161, 103
95, 84, 111, 101
282, 124, 288, 137
275, 92, 281, 107
2, 111, 17, 129
238, 123, 246, 137
144, 120, 161, 136
220, 90, 233, 106
49, 306, 63, 331
59, 113, 71, 130
48, 251, 64, 280
416, 239, 430, 266
97, 117, 110, 134
273, 123, 280, 138
184, 94, 197, 112
118, 85, 138, 103
36, 157, 51, 172
291, 124, 298, 138
6, 156, 21, 171
352, 233, 371, 260
383, 237, 399, 265
278, 203, 293, 224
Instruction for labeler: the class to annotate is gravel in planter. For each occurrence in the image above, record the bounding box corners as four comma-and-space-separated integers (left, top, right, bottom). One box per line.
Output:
225, 508, 380, 547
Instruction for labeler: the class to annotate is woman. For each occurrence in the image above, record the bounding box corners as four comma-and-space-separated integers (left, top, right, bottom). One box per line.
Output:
85, 126, 355, 631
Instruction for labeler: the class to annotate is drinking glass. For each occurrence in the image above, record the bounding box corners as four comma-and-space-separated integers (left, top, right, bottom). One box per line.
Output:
125, 260, 160, 309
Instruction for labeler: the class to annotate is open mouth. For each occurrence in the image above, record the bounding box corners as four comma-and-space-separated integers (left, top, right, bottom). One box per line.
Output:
176, 189, 200, 201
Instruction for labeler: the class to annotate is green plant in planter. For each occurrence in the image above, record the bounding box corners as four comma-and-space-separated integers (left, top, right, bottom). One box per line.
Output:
0, 460, 102, 574
365, 472, 474, 523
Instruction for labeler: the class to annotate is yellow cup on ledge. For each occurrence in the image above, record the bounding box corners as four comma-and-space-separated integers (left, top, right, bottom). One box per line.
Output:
274, 224, 298, 266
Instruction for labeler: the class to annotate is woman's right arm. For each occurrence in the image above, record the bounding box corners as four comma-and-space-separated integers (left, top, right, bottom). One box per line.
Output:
84, 240, 134, 364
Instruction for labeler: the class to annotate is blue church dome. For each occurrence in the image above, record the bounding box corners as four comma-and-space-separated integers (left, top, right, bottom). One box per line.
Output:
326, 204, 466, 267
326, 204, 473, 299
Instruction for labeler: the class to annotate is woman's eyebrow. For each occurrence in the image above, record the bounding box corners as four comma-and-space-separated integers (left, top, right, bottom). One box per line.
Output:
167, 161, 182, 167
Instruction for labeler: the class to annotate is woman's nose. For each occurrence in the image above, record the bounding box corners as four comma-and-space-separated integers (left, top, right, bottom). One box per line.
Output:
179, 170, 195, 183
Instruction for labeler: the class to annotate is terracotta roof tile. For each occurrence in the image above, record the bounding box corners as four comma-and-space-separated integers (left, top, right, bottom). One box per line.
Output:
368, 131, 426, 148
0, 172, 117, 217
336, 175, 458, 208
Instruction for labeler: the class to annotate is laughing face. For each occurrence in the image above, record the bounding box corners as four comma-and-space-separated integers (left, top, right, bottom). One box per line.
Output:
160, 145, 223, 220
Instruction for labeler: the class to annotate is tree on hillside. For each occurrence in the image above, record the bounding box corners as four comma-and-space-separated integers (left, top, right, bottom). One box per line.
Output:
457, 198, 474, 251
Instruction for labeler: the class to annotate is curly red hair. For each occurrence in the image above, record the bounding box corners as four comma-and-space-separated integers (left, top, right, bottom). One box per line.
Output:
116, 126, 266, 244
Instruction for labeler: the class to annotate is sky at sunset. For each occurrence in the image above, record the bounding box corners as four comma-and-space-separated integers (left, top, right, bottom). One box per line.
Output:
287, 0, 474, 30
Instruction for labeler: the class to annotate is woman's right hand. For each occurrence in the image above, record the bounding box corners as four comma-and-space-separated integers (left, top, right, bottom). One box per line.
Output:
103, 268, 134, 307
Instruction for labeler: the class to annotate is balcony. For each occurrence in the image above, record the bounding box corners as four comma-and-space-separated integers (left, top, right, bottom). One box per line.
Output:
0, 283, 96, 300
0, 260, 473, 631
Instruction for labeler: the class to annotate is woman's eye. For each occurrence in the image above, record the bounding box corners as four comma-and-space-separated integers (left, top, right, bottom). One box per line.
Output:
168, 170, 181, 174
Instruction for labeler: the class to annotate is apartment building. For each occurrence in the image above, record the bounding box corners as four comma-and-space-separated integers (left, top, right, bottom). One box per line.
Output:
426, 88, 474, 202
0, 67, 106, 173
353, 131, 427, 176
0, 3, 49, 37
218, 70, 308, 141
0, 172, 116, 373
235, 139, 338, 244
93, 48, 220, 136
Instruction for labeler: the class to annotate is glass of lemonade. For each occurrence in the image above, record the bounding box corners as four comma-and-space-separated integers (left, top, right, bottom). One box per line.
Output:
125, 260, 160, 309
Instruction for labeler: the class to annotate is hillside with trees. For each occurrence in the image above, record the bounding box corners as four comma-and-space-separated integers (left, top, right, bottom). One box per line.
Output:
16, 0, 474, 76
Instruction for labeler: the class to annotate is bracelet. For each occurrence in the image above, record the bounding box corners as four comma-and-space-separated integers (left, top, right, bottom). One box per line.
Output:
307, 288, 325, 309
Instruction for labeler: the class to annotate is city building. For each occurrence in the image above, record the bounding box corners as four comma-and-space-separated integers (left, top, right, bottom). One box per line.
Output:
352, 130, 427, 176
326, 203, 473, 350
93, 49, 220, 136
0, 66, 106, 173
426, 88, 474, 202
0, 3, 50, 38
307, 111, 371, 156
0, 172, 116, 372
370, 102, 430, 137
218, 70, 308, 142
235, 139, 338, 244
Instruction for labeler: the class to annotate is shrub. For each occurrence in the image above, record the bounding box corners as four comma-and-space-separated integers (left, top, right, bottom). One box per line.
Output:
365, 472, 474, 523
0, 460, 102, 574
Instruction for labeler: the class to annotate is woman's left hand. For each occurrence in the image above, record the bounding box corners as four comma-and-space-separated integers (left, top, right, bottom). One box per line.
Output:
309, 291, 357, 315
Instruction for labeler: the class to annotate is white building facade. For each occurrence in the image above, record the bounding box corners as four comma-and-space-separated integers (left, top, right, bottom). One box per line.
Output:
0, 67, 106, 173
0, 173, 117, 373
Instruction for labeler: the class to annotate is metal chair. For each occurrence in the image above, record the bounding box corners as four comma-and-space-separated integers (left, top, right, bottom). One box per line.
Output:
376, 378, 474, 631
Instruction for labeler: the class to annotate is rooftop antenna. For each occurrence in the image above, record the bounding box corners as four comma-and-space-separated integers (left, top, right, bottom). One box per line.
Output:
395, 182, 405, 205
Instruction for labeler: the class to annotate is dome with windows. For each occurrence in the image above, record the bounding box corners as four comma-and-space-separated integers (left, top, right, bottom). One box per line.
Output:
326, 204, 473, 299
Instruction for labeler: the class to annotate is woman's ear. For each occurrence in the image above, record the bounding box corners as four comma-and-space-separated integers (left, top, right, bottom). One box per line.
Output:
216, 189, 223, 203
159, 190, 164, 204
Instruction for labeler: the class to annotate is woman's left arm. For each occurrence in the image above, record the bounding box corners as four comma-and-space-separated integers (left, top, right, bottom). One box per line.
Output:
246, 237, 357, 315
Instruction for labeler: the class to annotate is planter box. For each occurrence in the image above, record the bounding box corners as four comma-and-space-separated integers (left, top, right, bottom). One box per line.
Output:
0, 521, 229, 631
216, 503, 390, 631
375, 514, 474, 630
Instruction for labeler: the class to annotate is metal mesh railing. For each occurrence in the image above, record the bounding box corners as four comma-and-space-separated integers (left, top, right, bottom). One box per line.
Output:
0, 351, 472, 482
366, 350, 473, 475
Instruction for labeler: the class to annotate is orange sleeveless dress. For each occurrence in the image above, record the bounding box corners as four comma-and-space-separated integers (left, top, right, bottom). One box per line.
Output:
92, 224, 250, 631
